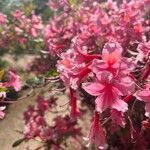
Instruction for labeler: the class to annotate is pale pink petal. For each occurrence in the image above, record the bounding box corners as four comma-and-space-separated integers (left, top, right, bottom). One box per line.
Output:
112, 99, 128, 112
91, 59, 108, 73
113, 79, 135, 96
82, 82, 104, 96
135, 90, 150, 102
95, 94, 112, 112
8, 71, 21, 91
96, 71, 113, 83
102, 41, 122, 64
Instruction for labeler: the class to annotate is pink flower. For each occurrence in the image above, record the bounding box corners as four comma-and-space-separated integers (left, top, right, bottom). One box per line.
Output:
91, 41, 135, 76
12, 9, 23, 19
0, 13, 7, 25
69, 88, 80, 120
84, 111, 107, 149
135, 87, 150, 117
57, 48, 92, 89
83, 71, 134, 113
8, 71, 21, 92
14, 27, 23, 35
44, 14, 75, 55
28, 14, 43, 37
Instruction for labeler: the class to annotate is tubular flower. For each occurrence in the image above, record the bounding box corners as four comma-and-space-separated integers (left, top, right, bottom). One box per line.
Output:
8, 71, 21, 92
83, 71, 134, 113
91, 41, 135, 76
69, 88, 80, 120
84, 111, 107, 149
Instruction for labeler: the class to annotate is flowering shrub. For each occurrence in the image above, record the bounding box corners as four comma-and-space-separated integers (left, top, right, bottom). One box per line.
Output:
0, 9, 43, 53
44, 0, 150, 149
20, 96, 82, 149
0, 0, 149, 149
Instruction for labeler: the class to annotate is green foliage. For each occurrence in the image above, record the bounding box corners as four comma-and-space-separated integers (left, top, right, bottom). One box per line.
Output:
12, 138, 25, 147
0, 0, 53, 21
26, 76, 42, 86
45, 69, 59, 77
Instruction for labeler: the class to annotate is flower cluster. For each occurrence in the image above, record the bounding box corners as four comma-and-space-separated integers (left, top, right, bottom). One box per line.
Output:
3, 0, 149, 149
23, 95, 81, 149
0, 9, 43, 52
45, 0, 150, 149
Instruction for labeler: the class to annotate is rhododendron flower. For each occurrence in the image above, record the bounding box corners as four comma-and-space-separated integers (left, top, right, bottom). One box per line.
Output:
135, 88, 150, 117
44, 14, 76, 55
57, 44, 101, 89
91, 41, 135, 76
12, 9, 24, 19
0, 13, 7, 25
84, 111, 107, 149
8, 71, 21, 91
57, 49, 91, 89
83, 71, 134, 113
28, 14, 43, 37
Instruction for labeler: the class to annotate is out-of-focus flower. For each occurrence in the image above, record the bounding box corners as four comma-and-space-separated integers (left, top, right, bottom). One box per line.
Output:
8, 71, 21, 92
0, 13, 7, 25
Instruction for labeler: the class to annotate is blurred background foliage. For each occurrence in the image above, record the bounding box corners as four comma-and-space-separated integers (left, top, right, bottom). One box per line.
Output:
0, 0, 52, 22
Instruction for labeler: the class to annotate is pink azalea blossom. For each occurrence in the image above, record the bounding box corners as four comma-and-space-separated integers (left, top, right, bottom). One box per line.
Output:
91, 41, 135, 76
57, 48, 92, 89
8, 71, 21, 92
83, 71, 134, 113
84, 111, 107, 149
0, 13, 7, 25
28, 14, 43, 37
12, 9, 24, 19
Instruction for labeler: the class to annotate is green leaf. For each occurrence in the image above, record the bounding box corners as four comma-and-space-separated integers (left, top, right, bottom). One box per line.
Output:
26, 76, 42, 85
12, 138, 25, 147
46, 69, 59, 77
69, 0, 77, 6
0, 87, 7, 92
0, 70, 4, 80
